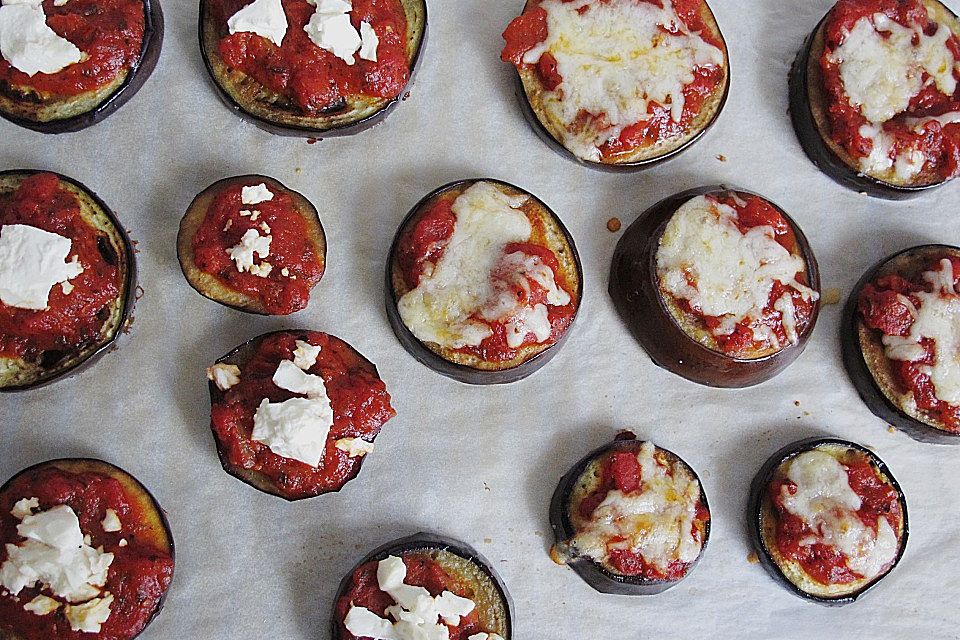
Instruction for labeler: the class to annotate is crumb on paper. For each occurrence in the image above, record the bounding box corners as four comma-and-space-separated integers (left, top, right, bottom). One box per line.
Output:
484, 538, 492, 544
483, 483, 491, 492
822, 288, 841, 305
607, 217, 622, 232
888, 426, 896, 433
716, 154, 727, 162
747, 552, 760, 565
794, 400, 801, 407
307, 138, 318, 145
294, 167, 302, 174
803, 411, 810, 416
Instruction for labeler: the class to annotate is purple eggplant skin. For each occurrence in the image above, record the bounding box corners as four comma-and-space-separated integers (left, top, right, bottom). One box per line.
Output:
0, 170, 137, 393
331, 532, 514, 640
0, 0, 164, 134
385, 178, 583, 386
841, 245, 960, 444
549, 432, 710, 596
609, 185, 821, 388
748, 437, 909, 606
198, 0, 427, 138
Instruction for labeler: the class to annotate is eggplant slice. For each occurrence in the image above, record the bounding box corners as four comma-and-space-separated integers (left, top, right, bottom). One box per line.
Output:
0, 171, 136, 392
0, 458, 175, 640
609, 185, 820, 388
749, 437, 908, 606
788, 0, 960, 199
177, 175, 326, 315
385, 178, 583, 385
510, 0, 729, 172
331, 532, 513, 640
842, 245, 960, 444
0, 0, 163, 134
549, 432, 710, 595
199, 0, 427, 137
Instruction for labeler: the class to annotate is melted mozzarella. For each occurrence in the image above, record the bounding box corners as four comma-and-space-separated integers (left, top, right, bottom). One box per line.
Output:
522, 0, 724, 161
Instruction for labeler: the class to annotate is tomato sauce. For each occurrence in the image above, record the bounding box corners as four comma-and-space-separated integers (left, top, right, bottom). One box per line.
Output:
210, 332, 395, 500
820, 0, 960, 181
858, 255, 960, 431
0, 173, 123, 361
0, 466, 173, 640
214, 0, 409, 113
0, 0, 145, 97
335, 554, 487, 640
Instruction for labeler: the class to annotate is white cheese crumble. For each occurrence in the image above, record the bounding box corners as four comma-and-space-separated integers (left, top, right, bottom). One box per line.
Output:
24, 593, 59, 615
303, 0, 379, 65
359, 20, 378, 61
226, 228, 272, 275
11, 497, 39, 520
0, 0, 82, 76
468, 634, 506, 640
292, 339, 322, 370
241, 183, 274, 205
0, 224, 84, 310
64, 593, 114, 633
227, 0, 288, 47
335, 437, 374, 457
207, 363, 241, 391
101, 509, 121, 533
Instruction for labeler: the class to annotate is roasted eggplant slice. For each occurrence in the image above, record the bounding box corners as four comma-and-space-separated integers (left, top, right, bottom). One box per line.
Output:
332, 533, 512, 640
177, 175, 326, 316
386, 179, 582, 385
0, 458, 175, 639
749, 438, 908, 605
0, 0, 163, 134
842, 245, 960, 444
609, 186, 820, 388
207, 330, 395, 501
789, 0, 960, 199
549, 431, 710, 595
0, 171, 136, 392
199, 0, 427, 137
501, 0, 729, 172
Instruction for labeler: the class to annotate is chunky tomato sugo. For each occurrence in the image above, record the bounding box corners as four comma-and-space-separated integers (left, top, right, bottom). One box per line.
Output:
213, 0, 408, 113
210, 332, 394, 498
0, 467, 173, 640
0, 0, 145, 97
0, 173, 122, 361
191, 182, 323, 315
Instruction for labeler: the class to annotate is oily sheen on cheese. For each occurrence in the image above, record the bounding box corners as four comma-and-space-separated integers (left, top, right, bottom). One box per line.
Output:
522, 0, 724, 161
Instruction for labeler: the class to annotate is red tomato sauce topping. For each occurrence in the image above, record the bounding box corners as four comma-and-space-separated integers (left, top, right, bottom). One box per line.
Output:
213, 0, 409, 113
858, 255, 960, 431
820, 0, 960, 181
0, 173, 123, 361
0, 466, 173, 640
770, 453, 901, 585
0, 0, 145, 98
210, 332, 395, 500
335, 554, 487, 640
191, 181, 324, 315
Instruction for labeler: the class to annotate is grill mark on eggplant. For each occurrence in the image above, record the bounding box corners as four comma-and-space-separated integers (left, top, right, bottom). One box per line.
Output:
98, 235, 119, 265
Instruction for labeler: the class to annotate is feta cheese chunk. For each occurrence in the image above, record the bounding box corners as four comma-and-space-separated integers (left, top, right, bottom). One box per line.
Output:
227, 0, 287, 47
359, 21, 378, 61
0, 1, 82, 76
304, 11, 361, 64
101, 509, 121, 533
0, 224, 84, 310
64, 593, 114, 633
207, 363, 241, 391
227, 228, 271, 273
335, 437, 374, 457
24, 594, 60, 615
11, 497, 39, 520
292, 340, 322, 370
241, 183, 275, 205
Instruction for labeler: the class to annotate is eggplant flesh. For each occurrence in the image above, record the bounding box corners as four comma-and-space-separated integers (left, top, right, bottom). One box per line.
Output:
176, 174, 326, 316
0, 171, 136, 392
549, 433, 710, 595
842, 245, 960, 444
609, 185, 820, 388
198, 0, 427, 137
385, 178, 583, 385
331, 533, 513, 640
748, 438, 908, 606
0, 0, 163, 134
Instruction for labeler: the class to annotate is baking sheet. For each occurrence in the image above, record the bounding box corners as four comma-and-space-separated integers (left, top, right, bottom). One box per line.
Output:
3, 0, 960, 637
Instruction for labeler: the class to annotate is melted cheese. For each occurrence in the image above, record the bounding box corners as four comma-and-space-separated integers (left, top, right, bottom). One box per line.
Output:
522, 0, 724, 161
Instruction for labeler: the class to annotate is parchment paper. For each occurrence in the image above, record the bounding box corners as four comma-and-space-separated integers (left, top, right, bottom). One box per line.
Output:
3, 0, 960, 638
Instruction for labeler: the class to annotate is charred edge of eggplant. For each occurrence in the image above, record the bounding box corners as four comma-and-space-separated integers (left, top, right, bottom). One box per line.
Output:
330, 532, 514, 640
787, 11, 949, 200
0, 458, 175, 640
208, 329, 383, 501
0, 0, 164, 134
197, 0, 427, 138
384, 178, 583, 385
0, 170, 137, 393
841, 244, 960, 444
608, 185, 820, 388
176, 174, 326, 316
748, 437, 909, 606
548, 433, 710, 595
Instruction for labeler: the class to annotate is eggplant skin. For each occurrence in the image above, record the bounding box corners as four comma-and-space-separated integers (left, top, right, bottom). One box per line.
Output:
549, 432, 710, 596
0, 0, 163, 134
842, 245, 960, 444
0, 170, 137, 393
748, 437, 908, 606
385, 178, 583, 385
331, 533, 513, 640
198, 0, 426, 137
609, 185, 820, 388
0, 458, 175, 640
176, 174, 327, 316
